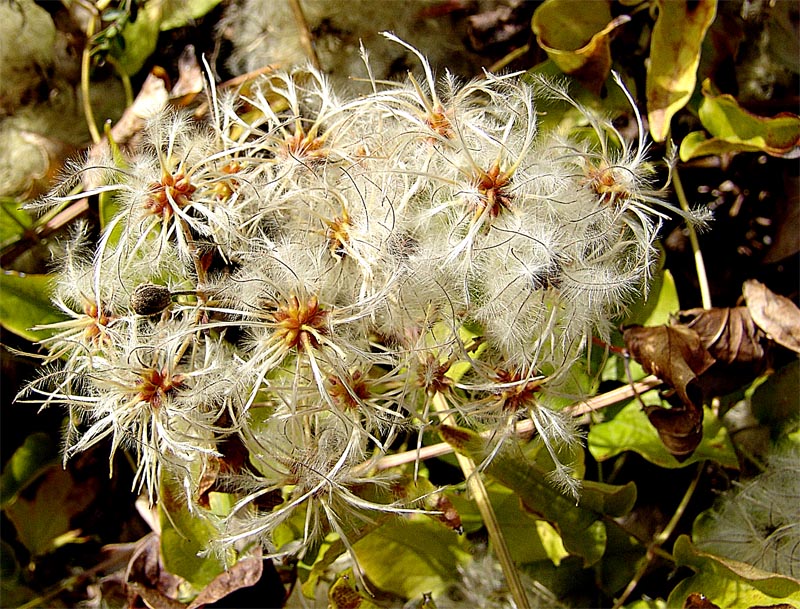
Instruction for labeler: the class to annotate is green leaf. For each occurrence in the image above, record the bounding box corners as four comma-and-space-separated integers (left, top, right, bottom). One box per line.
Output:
160, 0, 222, 30
0, 198, 33, 247
625, 268, 681, 328
4, 466, 95, 556
0, 432, 58, 508
0, 271, 66, 342
588, 400, 739, 469
447, 484, 555, 564
531, 0, 627, 94
646, 0, 718, 142
441, 426, 636, 567
353, 518, 470, 599
114, 2, 162, 76
679, 80, 800, 160
301, 535, 347, 599
669, 535, 800, 608
159, 480, 226, 589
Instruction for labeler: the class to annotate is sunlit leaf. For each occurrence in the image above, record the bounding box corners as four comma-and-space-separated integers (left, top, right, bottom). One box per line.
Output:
353, 518, 469, 599
115, 2, 162, 76
441, 426, 636, 567
669, 535, 800, 608
447, 483, 554, 564
532, 0, 629, 94
301, 535, 347, 599
0, 271, 66, 342
159, 480, 226, 589
588, 400, 739, 469
0, 432, 58, 508
646, 0, 717, 142
679, 80, 800, 160
625, 268, 681, 328
160, 0, 222, 30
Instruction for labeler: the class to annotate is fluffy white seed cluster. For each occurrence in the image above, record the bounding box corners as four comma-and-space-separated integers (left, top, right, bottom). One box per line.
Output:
22, 35, 695, 559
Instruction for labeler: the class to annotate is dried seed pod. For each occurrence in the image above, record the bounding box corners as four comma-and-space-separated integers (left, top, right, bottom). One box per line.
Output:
131, 283, 173, 316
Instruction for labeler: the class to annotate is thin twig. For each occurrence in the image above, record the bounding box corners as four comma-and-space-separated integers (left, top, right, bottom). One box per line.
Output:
612, 461, 704, 609
287, 0, 321, 71
81, 7, 102, 144
673, 167, 712, 309
375, 376, 662, 471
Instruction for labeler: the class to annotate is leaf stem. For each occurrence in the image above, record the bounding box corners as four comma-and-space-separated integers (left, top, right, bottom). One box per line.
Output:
81, 8, 102, 145
612, 461, 704, 609
431, 392, 530, 609
288, 0, 321, 71
673, 167, 712, 308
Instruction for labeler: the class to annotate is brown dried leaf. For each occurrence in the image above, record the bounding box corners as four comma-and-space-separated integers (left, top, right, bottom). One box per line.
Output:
171, 45, 204, 106
125, 533, 184, 609
643, 396, 704, 462
624, 325, 715, 461
624, 325, 716, 408
676, 306, 767, 365
683, 592, 721, 609
186, 548, 264, 609
743, 279, 800, 354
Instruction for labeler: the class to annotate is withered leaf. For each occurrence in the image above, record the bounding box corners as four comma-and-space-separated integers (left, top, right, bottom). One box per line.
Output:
125, 533, 184, 609
743, 279, 800, 354
683, 592, 721, 609
624, 325, 715, 461
431, 494, 463, 534
675, 306, 767, 365
623, 324, 716, 408
186, 548, 264, 609
643, 396, 704, 462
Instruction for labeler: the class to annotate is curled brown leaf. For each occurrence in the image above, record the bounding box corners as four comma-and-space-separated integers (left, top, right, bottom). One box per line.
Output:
623, 325, 715, 461
623, 324, 715, 408
675, 306, 767, 365
743, 279, 800, 354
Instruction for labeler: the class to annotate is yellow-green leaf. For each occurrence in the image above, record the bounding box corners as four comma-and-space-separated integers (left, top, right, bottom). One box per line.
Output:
353, 518, 469, 600
0, 271, 66, 342
669, 535, 800, 608
646, 0, 717, 142
588, 400, 739, 469
532, 0, 629, 94
160, 0, 222, 31
679, 80, 800, 160
159, 480, 226, 589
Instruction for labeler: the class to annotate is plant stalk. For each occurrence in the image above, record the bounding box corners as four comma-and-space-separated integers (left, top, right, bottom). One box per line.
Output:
673, 167, 712, 308
431, 392, 530, 609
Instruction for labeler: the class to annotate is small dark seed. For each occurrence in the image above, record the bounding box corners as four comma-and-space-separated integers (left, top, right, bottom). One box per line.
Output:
131, 283, 172, 316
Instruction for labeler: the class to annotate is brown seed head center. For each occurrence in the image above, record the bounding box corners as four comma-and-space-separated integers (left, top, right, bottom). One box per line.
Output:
136, 366, 185, 409
272, 295, 329, 350
145, 172, 196, 218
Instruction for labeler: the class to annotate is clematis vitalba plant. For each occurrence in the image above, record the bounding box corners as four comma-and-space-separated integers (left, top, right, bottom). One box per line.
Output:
17, 34, 707, 605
